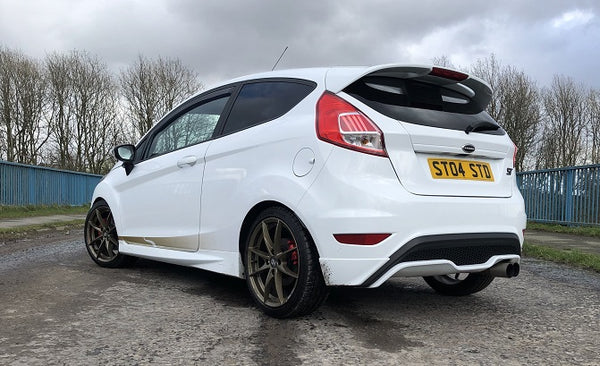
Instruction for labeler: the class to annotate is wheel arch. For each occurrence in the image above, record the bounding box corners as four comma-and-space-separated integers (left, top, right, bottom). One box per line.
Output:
238, 200, 320, 260
92, 197, 107, 206
89, 181, 123, 233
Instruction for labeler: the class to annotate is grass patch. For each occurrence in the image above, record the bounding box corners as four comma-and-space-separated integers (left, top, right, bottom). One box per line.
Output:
0, 205, 88, 219
527, 222, 600, 238
0, 219, 85, 240
523, 242, 600, 272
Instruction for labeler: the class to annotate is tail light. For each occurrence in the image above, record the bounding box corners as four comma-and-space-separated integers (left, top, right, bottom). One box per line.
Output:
316, 92, 387, 157
429, 67, 469, 81
512, 143, 518, 168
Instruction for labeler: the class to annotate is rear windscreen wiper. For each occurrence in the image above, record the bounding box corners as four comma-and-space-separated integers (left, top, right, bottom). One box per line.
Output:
465, 121, 500, 134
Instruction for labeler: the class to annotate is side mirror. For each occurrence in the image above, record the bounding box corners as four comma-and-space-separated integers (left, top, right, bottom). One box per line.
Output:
114, 144, 136, 175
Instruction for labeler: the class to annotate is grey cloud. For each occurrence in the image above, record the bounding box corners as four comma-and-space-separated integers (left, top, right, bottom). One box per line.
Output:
0, 0, 599, 88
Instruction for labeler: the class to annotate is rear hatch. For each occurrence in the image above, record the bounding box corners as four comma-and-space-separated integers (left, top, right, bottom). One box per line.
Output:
327, 65, 515, 198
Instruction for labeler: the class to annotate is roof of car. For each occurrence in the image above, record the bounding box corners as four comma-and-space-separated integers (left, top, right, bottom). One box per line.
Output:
205, 63, 490, 91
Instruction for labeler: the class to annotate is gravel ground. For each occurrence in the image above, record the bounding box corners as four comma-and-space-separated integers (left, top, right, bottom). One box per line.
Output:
0, 230, 599, 365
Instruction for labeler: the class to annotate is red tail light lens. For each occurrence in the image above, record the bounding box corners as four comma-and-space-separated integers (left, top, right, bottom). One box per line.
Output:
512, 143, 518, 168
429, 67, 469, 81
316, 92, 387, 157
334, 233, 391, 245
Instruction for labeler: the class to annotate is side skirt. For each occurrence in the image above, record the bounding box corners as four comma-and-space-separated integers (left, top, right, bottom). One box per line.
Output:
119, 240, 243, 278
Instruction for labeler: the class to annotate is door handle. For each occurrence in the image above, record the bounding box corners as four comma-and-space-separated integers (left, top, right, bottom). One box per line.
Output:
177, 155, 198, 168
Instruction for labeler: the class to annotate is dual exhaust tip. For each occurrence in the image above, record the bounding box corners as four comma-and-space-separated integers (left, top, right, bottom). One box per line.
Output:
488, 262, 520, 278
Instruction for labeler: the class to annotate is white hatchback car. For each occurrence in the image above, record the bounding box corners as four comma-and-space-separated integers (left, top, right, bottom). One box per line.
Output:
85, 64, 526, 318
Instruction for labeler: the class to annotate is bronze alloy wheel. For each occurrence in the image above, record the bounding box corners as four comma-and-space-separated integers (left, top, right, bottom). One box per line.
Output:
246, 217, 300, 307
84, 201, 134, 268
244, 207, 328, 318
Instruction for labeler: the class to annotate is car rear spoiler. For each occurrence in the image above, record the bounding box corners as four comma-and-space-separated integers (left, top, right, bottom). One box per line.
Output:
325, 64, 493, 112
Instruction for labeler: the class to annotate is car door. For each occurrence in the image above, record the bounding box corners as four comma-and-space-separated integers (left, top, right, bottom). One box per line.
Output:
200, 80, 317, 252
115, 90, 232, 251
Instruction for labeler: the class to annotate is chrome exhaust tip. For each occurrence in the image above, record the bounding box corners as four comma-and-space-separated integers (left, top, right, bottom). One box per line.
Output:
489, 262, 520, 278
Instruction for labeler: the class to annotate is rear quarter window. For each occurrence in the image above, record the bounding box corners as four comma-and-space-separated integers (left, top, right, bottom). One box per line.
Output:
222, 80, 316, 135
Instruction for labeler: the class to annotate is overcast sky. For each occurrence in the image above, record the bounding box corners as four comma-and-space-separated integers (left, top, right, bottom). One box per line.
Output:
1, 0, 599, 89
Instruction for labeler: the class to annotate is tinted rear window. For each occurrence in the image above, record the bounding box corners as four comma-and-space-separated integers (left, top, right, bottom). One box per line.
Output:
222, 80, 315, 135
345, 76, 504, 135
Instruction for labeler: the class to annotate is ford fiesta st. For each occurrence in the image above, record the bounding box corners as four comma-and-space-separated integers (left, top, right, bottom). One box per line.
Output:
85, 64, 526, 318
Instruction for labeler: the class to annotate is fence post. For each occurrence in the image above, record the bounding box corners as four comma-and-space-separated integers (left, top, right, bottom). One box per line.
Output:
565, 169, 574, 224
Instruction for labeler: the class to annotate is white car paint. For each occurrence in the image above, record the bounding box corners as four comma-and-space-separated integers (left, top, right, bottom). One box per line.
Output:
91, 64, 526, 287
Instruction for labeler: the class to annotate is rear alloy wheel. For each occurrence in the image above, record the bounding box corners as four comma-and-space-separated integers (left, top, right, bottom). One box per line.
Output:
245, 207, 328, 318
85, 201, 134, 268
423, 272, 495, 296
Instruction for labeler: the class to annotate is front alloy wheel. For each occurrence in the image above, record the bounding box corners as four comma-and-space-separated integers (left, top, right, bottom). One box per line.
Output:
84, 200, 133, 268
245, 207, 328, 318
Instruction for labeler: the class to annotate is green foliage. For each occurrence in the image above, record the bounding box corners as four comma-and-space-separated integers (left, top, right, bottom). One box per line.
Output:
0, 205, 88, 219
0, 220, 84, 239
527, 222, 600, 238
523, 242, 600, 273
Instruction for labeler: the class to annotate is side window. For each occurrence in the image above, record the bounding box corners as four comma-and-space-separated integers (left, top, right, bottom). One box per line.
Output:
222, 81, 315, 135
147, 95, 230, 157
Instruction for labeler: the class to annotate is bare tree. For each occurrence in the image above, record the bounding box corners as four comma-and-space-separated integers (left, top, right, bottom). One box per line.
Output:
73, 52, 119, 173
0, 48, 48, 164
4, 49, 199, 173
536, 75, 589, 169
120, 55, 202, 139
471, 54, 541, 171
587, 89, 600, 163
46, 52, 75, 169
0, 48, 15, 161
431, 55, 455, 68
45, 51, 119, 174
497, 67, 541, 171
471, 54, 503, 122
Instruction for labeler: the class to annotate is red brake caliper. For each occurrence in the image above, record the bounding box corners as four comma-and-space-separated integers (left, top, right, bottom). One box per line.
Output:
287, 240, 298, 266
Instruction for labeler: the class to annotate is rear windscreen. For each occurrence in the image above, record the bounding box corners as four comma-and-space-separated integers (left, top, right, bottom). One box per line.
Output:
344, 76, 504, 135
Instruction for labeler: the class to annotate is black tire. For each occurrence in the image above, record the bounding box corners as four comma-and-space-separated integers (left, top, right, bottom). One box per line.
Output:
244, 206, 328, 318
423, 272, 495, 296
84, 200, 135, 268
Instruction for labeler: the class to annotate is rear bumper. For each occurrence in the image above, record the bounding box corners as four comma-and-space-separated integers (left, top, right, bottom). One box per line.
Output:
358, 232, 520, 287
317, 233, 521, 287
320, 255, 521, 288
296, 147, 526, 286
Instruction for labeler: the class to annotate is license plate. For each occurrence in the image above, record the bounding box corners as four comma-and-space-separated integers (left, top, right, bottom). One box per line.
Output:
427, 158, 494, 181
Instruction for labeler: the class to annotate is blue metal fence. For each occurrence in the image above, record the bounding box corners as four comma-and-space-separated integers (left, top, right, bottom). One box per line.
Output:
517, 164, 600, 226
3, 158, 598, 225
0, 160, 102, 206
